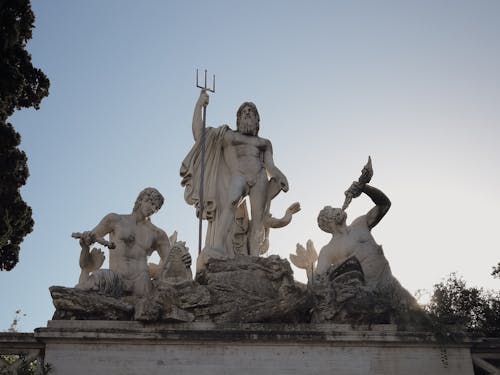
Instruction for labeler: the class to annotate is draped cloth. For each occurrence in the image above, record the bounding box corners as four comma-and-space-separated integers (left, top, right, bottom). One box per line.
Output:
180, 125, 229, 250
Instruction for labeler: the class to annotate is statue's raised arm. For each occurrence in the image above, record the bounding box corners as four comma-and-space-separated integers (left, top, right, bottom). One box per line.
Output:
362, 184, 391, 229
192, 90, 209, 141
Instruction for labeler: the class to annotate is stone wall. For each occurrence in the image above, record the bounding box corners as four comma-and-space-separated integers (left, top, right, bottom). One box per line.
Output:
32, 321, 476, 375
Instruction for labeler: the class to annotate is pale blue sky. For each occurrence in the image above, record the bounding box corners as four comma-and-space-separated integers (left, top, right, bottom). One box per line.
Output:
1, 0, 499, 331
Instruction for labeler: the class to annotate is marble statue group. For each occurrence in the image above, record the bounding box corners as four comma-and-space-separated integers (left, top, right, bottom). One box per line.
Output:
52, 88, 421, 325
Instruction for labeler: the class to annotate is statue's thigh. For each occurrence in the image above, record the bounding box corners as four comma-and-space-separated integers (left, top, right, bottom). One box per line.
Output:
227, 175, 248, 206
249, 173, 268, 217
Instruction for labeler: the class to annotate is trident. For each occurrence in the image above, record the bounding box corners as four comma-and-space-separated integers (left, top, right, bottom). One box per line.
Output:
196, 69, 215, 255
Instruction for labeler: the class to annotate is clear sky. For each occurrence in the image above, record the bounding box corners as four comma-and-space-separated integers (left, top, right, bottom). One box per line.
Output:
1, 0, 499, 332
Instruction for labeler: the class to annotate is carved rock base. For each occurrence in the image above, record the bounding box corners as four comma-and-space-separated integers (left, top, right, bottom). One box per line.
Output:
50, 286, 134, 320
311, 257, 425, 328
50, 256, 311, 324
195, 255, 311, 323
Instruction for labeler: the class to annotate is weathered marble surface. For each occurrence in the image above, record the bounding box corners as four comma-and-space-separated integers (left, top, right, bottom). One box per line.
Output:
51, 253, 425, 327
35, 321, 476, 375
55, 160, 422, 328
310, 257, 423, 327
72, 188, 191, 298
181, 91, 295, 270
290, 239, 318, 283
195, 255, 311, 323
291, 158, 420, 325
50, 286, 134, 320
51, 256, 311, 324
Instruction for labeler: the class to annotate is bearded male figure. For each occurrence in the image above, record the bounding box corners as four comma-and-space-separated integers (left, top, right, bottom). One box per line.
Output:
181, 91, 288, 269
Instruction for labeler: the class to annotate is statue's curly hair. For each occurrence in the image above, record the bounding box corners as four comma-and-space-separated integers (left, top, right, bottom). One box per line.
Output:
317, 206, 346, 233
133, 187, 164, 213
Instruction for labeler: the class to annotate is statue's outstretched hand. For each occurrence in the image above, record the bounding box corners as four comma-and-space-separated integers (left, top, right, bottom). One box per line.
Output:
275, 171, 289, 192
73, 231, 96, 247
197, 90, 209, 107
72, 231, 115, 249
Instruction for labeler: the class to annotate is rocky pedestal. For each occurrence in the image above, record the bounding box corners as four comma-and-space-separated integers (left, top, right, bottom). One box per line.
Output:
194, 255, 311, 323
50, 255, 311, 324
51, 254, 430, 329
311, 257, 426, 328
45, 245, 474, 375
50, 286, 134, 320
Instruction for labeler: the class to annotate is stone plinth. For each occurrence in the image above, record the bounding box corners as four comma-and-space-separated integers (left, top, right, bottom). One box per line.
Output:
34, 321, 474, 375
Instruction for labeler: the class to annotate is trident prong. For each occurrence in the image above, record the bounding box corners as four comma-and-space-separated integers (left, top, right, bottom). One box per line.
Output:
196, 69, 215, 93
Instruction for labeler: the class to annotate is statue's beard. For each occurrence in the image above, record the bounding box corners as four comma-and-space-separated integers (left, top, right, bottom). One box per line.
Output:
238, 120, 259, 136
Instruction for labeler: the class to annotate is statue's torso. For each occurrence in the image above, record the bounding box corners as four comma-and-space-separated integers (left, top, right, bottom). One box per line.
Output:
223, 130, 268, 179
108, 215, 155, 277
315, 214, 392, 292
334, 219, 390, 288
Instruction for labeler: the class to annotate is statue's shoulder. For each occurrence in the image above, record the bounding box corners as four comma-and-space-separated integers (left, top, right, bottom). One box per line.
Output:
204, 124, 232, 139
350, 214, 368, 229
207, 124, 231, 131
101, 212, 122, 224
146, 221, 168, 239
216, 124, 234, 142
261, 136, 271, 146
220, 124, 232, 135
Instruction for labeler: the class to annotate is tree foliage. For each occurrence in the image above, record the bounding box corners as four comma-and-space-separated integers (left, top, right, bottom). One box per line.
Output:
1, 310, 53, 374
425, 272, 500, 338
0, 354, 53, 375
0, 0, 49, 270
492, 263, 500, 279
